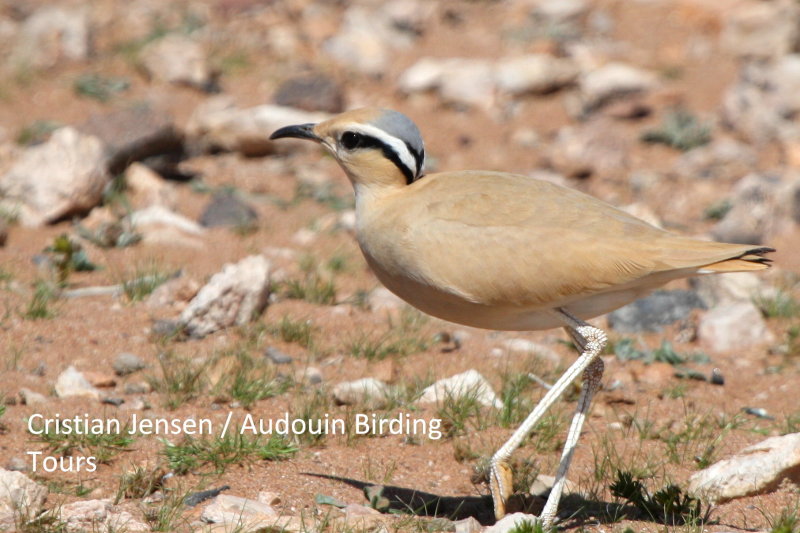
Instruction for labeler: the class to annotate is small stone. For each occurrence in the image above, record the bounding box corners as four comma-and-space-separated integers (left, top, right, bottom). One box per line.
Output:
59, 499, 110, 529
0, 127, 108, 227
55, 366, 100, 400
130, 205, 206, 237
4, 458, 27, 472
417, 369, 503, 409
608, 290, 706, 333
125, 163, 176, 210
495, 55, 579, 95
113, 352, 146, 376
140, 34, 215, 91
151, 319, 183, 339
689, 432, 800, 504
332, 378, 390, 409
529, 474, 579, 498
257, 492, 280, 506
18, 388, 48, 406
10, 6, 90, 69
710, 368, 725, 386
453, 516, 482, 533
580, 62, 658, 112
199, 192, 258, 229
273, 73, 345, 113
107, 511, 149, 532
296, 366, 323, 385
264, 347, 293, 365
101, 397, 125, 406
484, 512, 542, 533
201, 494, 277, 529
179, 255, 271, 338
698, 301, 774, 353
186, 97, 331, 156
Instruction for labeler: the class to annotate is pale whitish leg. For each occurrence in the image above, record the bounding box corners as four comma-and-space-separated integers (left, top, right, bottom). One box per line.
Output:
489, 310, 607, 524
539, 356, 604, 526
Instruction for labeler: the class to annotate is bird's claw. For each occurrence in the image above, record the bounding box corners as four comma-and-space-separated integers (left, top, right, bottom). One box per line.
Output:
489, 459, 513, 520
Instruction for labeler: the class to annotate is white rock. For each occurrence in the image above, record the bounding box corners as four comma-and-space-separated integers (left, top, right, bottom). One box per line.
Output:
10, 6, 90, 69
125, 163, 176, 209
18, 388, 48, 406
332, 378, 390, 409
180, 255, 271, 338
484, 512, 542, 533
106, 511, 149, 532
140, 34, 213, 89
186, 97, 330, 156
400, 57, 496, 109
502, 339, 561, 365
201, 494, 277, 528
60, 499, 110, 529
55, 366, 100, 400
697, 302, 774, 353
454, 516, 482, 533
417, 369, 503, 409
0, 127, 108, 227
721, 0, 800, 60
323, 7, 390, 76
130, 205, 205, 236
580, 62, 657, 110
0, 469, 48, 525
495, 55, 579, 95
689, 432, 800, 503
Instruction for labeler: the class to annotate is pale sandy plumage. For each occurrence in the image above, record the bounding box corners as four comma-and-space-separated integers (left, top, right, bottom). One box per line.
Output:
271, 108, 773, 527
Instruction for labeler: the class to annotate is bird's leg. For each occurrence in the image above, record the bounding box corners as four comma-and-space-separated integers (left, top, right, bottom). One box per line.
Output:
489, 309, 606, 526
540, 352, 604, 525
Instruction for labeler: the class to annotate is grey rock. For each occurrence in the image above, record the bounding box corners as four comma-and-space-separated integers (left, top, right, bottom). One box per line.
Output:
199, 192, 258, 229
722, 56, 800, 142
608, 290, 706, 333
0, 469, 48, 526
124, 381, 152, 395
296, 366, 323, 386
689, 432, 800, 503
179, 255, 271, 338
151, 319, 183, 339
184, 485, 229, 507
579, 62, 657, 112
140, 34, 215, 91
10, 6, 90, 69
186, 97, 330, 156
712, 173, 782, 245
484, 512, 542, 533
332, 378, 390, 409
78, 105, 183, 176
673, 138, 757, 181
55, 366, 100, 400
495, 55, 579, 95
60, 499, 110, 530
113, 352, 146, 376
4, 458, 27, 473
273, 73, 345, 113
721, 0, 800, 60
0, 127, 108, 227
698, 301, 774, 353
264, 347, 293, 365
548, 120, 629, 178
201, 494, 277, 528
417, 369, 503, 409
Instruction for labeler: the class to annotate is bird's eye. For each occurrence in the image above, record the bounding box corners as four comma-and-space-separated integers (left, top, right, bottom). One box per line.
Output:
340, 131, 363, 150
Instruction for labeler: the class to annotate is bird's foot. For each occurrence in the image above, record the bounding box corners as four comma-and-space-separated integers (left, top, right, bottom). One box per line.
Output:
489, 458, 513, 520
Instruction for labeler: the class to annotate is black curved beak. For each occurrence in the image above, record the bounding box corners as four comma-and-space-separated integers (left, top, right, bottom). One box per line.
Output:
269, 123, 319, 141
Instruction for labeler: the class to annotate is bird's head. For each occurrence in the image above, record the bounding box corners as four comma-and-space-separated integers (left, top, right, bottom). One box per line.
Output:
270, 108, 425, 192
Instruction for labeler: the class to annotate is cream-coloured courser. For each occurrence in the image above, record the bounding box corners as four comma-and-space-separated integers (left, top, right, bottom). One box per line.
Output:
271, 108, 773, 527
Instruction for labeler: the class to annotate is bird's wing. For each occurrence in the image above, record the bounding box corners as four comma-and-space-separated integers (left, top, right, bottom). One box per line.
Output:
380, 171, 757, 308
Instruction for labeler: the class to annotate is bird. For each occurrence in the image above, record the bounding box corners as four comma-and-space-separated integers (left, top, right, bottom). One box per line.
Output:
270, 108, 774, 527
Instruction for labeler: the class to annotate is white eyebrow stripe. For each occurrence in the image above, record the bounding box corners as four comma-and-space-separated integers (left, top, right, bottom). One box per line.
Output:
343, 123, 419, 178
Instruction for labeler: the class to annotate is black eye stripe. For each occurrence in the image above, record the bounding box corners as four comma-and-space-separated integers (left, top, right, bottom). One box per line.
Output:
340, 131, 416, 185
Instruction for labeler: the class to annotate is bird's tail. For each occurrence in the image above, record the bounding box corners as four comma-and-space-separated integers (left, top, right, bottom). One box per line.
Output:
699, 246, 775, 273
